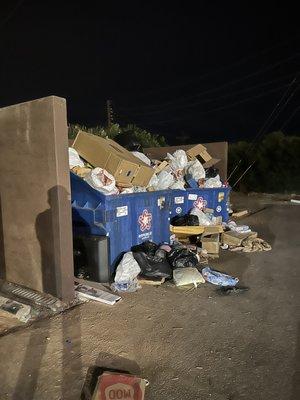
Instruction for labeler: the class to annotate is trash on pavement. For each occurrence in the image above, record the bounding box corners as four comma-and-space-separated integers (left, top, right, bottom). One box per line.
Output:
167, 244, 199, 269
217, 286, 249, 295
111, 252, 141, 292
132, 250, 172, 279
201, 266, 239, 286
75, 283, 121, 305
0, 295, 32, 323
232, 210, 249, 218
173, 267, 205, 287
94, 371, 148, 400
222, 231, 258, 247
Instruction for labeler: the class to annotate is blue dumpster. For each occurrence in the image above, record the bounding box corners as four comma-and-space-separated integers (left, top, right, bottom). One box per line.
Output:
70, 173, 171, 271
170, 187, 231, 222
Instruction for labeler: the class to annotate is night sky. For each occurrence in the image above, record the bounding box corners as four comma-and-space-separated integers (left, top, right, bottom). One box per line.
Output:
1, 1, 299, 144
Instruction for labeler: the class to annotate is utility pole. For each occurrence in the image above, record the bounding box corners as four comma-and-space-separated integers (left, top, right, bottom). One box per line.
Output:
106, 99, 113, 128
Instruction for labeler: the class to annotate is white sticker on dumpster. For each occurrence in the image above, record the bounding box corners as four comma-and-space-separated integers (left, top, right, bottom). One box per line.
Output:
116, 206, 128, 217
188, 194, 198, 201
174, 196, 184, 204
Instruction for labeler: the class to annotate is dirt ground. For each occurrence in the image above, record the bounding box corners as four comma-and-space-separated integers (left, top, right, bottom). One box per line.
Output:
0, 196, 299, 400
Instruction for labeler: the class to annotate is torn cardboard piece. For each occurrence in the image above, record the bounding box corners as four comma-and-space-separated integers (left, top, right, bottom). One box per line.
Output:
73, 131, 154, 187
222, 231, 258, 246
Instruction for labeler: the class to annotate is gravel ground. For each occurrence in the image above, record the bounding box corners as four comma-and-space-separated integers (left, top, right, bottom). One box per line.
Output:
0, 198, 299, 400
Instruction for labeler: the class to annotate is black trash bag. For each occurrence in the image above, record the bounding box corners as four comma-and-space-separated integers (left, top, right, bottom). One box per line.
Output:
131, 241, 158, 257
167, 246, 199, 269
186, 214, 199, 226
205, 167, 219, 178
171, 214, 199, 226
132, 250, 172, 278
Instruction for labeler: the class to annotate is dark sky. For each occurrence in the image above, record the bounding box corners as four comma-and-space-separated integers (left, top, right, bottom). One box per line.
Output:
1, 1, 299, 143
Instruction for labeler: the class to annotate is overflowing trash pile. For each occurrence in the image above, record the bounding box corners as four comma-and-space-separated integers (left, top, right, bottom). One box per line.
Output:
111, 240, 240, 292
68, 130, 227, 195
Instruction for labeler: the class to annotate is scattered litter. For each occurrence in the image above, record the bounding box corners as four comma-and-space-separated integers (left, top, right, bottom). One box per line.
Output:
217, 286, 249, 295
290, 199, 300, 204
0, 295, 32, 323
232, 210, 249, 218
202, 267, 239, 287
75, 283, 121, 305
173, 267, 205, 287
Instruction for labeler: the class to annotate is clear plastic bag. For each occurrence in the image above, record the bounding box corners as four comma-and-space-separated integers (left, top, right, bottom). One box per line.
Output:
167, 150, 188, 171
190, 207, 212, 226
154, 170, 175, 190
185, 159, 205, 180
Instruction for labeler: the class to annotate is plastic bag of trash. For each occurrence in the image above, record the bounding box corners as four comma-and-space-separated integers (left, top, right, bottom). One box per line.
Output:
169, 180, 186, 190
131, 151, 151, 166
167, 245, 199, 269
204, 175, 222, 188
69, 148, 85, 169
201, 266, 239, 286
190, 208, 212, 226
133, 250, 172, 279
154, 170, 175, 190
185, 159, 205, 180
171, 214, 199, 226
167, 150, 188, 171
131, 241, 158, 257
84, 167, 119, 195
112, 252, 141, 292
173, 267, 205, 287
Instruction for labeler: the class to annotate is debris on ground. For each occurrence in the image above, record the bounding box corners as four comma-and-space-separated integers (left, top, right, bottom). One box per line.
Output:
0, 295, 32, 323
201, 267, 239, 287
173, 267, 205, 287
75, 283, 121, 305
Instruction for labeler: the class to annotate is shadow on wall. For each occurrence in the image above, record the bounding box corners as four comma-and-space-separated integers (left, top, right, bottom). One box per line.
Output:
35, 185, 71, 297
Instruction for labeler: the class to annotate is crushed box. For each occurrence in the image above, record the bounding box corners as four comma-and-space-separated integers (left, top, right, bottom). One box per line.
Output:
73, 131, 154, 186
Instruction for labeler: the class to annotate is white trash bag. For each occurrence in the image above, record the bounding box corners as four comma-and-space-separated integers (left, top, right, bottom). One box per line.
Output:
167, 150, 188, 171
69, 148, 84, 169
154, 170, 175, 190
131, 151, 151, 166
185, 159, 205, 180
84, 167, 119, 195
112, 252, 141, 292
190, 207, 212, 226
204, 175, 222, 188
173, 267, 205, 287
169, 180, 186, 190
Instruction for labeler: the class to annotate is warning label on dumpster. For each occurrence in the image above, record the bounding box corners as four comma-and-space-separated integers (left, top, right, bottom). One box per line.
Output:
174, 196, 184, 204
116, 206, 128, 217
188, 194, 197, 201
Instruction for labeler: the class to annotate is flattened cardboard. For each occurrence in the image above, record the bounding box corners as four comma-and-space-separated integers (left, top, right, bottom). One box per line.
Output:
73, 131, 154, 186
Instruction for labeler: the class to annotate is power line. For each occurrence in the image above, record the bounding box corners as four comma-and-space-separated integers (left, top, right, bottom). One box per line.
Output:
131, 34, 300, 99
230, 75, 299, 186
122, 72, 297, 117
280, 105, 300, 130
120, 53, 299, 112
131, 83, 297, 126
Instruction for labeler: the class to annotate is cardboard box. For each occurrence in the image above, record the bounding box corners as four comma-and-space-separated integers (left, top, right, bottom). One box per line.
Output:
201, 232, 220, 254
154, 160, 169, 174
93, 371, 147, 400
186, 144, 220, 168
73, 131, 154, 186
